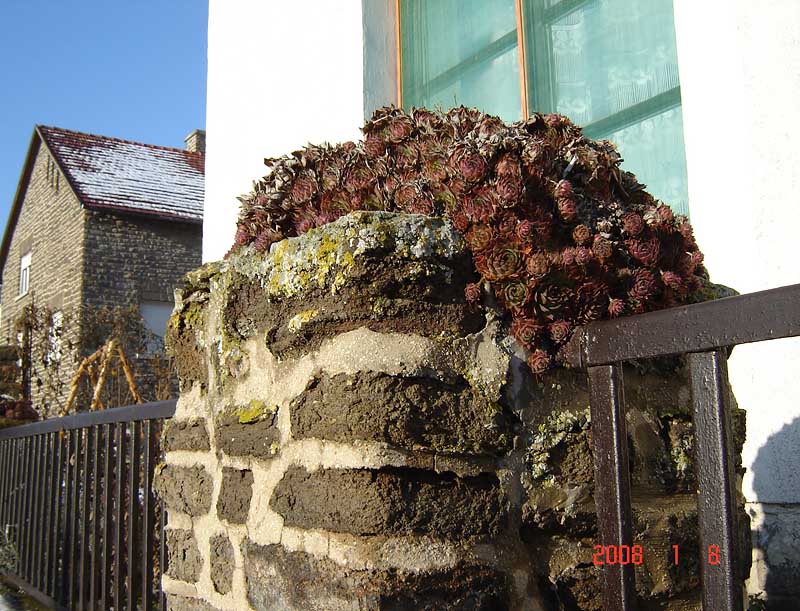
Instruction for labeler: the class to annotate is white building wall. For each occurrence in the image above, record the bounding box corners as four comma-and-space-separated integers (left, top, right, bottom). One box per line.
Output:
203, 0, 368, 262
674, 0, 800, 600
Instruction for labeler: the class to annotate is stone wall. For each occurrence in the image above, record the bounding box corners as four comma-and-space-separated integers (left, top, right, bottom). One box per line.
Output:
82, 209, 201, 310
157, 211, 749, 610
0, 141, 86, 413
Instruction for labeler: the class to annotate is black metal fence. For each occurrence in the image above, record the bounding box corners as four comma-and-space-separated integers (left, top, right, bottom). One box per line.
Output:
0, 400, 176, 610
564, 283, 800, 611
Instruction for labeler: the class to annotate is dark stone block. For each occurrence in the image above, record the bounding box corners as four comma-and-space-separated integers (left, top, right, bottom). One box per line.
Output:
153, 464, 213, 516
166, 529, 202, 583
217, 468, 254, 524
244, 542, 510, 611
162, 418, 210, 452
290, 372, 514, 456
210, 533, 235, 594
215, 408, 280, 458
223, 252, 484, 360
270, 466, 506, 539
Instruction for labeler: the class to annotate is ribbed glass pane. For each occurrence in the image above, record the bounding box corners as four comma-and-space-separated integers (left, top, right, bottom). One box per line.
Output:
524, 0, 689, 213
602, 106, 689, 215
400, 0, 522, 121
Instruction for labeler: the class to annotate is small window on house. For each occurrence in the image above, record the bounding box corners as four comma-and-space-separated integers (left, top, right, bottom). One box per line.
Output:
47, 311, 63, 364
18, 252, 31, 296
139, 301, 173, 354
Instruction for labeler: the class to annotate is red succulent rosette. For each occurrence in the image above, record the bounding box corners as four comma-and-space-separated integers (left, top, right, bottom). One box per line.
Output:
290, 175, 317, 203
464, 282, 482, 304
423, 155, 449, 183
554, 179, 573, 199
463, 187, 499, 223
533, 284, 570, 320
548, 320, 572, 344
465, 224, 495, 252
511, 317, 543, 345
344, 165, 376, 192
449, 208, 469, 233
496, 153, 522, 177
515, 219, 533, 241
592, 236, 613, 261
386, 115, 414, 143
608, 298, 625, 317
406, 192, 435, 215
450, 145, 488, 183
626, 236, 661, 267
527, 349, 552, 374
364, 133, 386, 158
622, 212, 644, 236
629, 268, 657, 300
572, 224, 591, 245
483, 247, 524, 281
502, 280, 531, 309
497, 174, 523, 205
557, 198, 577, 221
526, 252, 550, 279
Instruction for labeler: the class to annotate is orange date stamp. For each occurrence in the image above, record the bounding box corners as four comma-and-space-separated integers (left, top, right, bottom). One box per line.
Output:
592, 544, 723, 566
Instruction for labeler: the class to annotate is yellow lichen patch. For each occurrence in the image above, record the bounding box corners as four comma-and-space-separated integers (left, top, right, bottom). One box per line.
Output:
287, 309, 319, 333
237, 399, 277, 424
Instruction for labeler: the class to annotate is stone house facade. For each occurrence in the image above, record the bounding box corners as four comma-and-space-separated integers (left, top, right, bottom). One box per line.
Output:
0, 126, 204, 416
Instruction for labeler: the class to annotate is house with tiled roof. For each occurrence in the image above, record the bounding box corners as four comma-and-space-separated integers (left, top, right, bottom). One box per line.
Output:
0, 125, 204, 415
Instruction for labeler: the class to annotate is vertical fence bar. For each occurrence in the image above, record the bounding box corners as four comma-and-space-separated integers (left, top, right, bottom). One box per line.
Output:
33, 433, 46, 585
101, 423, 113, 608
140, 420, 156, 609
587, 364, 636, 610
688, 350, 742, 611
11, 438, 22, 565
127, 421, 141, 611
69, 429, 82, 609
40, 432, 54, 592
114, 422, 127, 611
0, 440, 9, 524
49, 431, 65, 598
60, 430, 74, 606
22, 435, 36, 581
79, 426, 94, 610
18, 437, 31, 575
90, 424, 102, 608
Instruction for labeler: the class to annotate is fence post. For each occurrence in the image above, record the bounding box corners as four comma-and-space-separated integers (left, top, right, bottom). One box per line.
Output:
689, 350, 743, 611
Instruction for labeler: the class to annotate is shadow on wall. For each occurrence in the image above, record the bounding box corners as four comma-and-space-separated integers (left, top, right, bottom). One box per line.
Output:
749, 416, 800, 610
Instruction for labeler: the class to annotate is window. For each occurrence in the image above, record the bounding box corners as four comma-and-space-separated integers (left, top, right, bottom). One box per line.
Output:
139, 300, 174, 354
398, 0, 688, 214
18, 251, 31, 296
400, 0, 522, 121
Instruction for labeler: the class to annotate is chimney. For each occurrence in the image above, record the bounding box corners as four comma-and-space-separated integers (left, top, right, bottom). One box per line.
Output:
184, 129, 206, 153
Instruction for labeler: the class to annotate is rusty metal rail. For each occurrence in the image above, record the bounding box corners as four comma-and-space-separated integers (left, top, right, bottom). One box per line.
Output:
0, 400, 176, 610
564, 283, 800, 610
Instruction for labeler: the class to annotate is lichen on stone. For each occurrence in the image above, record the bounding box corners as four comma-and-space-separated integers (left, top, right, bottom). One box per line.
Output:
225, 212, 466, 302
527, 408, 591, 486
236, 399, 277, 424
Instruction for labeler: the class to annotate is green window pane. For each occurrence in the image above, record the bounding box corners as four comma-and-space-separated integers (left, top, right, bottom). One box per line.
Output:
400, 0, 522, 122
523, 0, 689, 214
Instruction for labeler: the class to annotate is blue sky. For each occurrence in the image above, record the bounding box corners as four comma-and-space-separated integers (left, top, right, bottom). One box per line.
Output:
0, 1, 208, 226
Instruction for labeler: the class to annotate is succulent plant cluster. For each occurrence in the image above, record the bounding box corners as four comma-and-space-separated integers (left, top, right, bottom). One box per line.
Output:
231, 106, 707, 373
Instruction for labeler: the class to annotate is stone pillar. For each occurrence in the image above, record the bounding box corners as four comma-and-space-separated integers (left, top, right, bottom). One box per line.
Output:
156, 211, 748, 610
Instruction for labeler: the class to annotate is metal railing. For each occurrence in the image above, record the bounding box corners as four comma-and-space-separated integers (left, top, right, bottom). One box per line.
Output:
564, 283, 800, 610
0, 400, 176, 610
